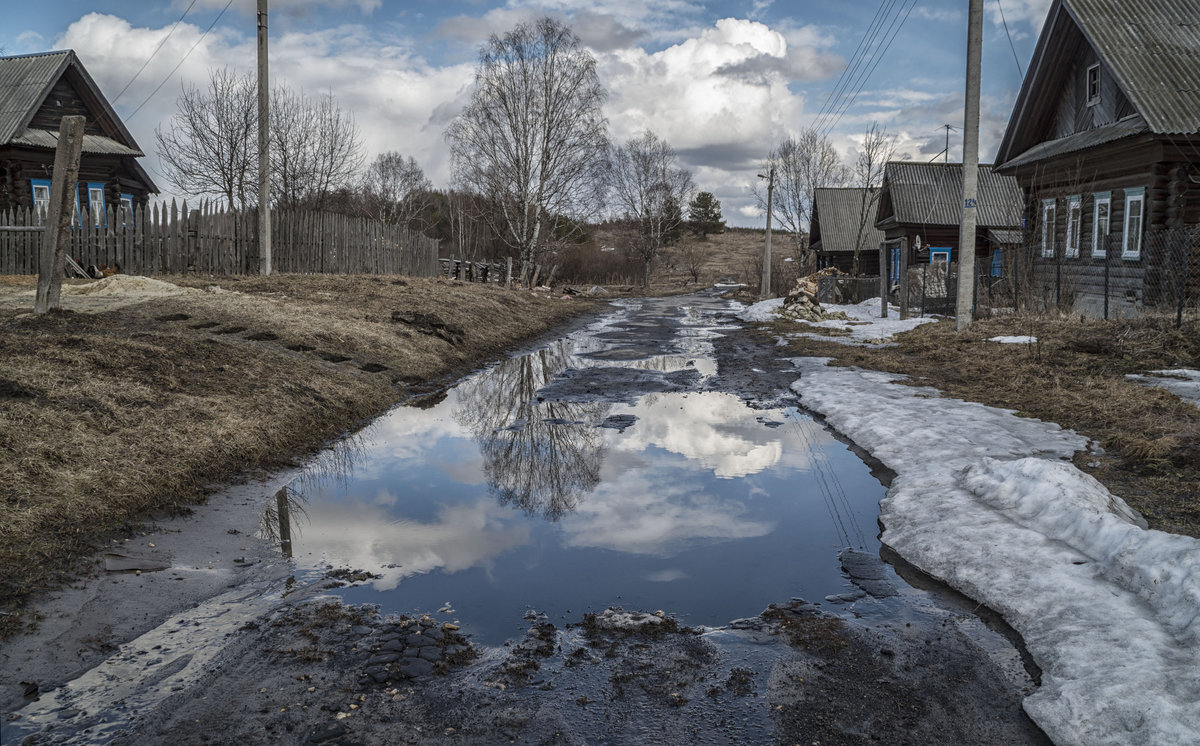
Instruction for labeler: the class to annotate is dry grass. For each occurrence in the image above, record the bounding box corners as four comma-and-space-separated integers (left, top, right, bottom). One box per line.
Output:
771, 313, 1200, 536
0, 274, 597, 636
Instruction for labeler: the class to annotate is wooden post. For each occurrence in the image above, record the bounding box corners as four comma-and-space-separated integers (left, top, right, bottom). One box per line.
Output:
505, 257, 513, 287
879, 241, 888, 318
257, 0, 272, 275
898, 236, 910, 320
35, 115, 86, 315
531, 264, 542, 288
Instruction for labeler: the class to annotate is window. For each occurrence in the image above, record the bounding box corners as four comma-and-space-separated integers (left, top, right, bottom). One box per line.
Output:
889, 247, 901, 283
30, 178, 82, 226
1122, 187, 1145, 259
1092, 192, 1111, 258
87, 183, 106, 228
31, 179, 51, 221
1065, 195, 1081, 258
930, 248, 951, 263
991, 248, 1003, 277
1086, 63, 1101, 106
1041, 199, 1056, 258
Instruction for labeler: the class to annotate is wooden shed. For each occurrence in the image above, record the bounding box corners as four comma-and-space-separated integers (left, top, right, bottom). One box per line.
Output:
0, 50, 157, 221
810, 187, 884, 275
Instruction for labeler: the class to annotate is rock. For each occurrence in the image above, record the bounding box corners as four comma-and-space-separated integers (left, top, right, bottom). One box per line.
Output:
350, 625, 373, 636
380, 638, 405, 652
418, 646, 442, 662
307, 724, 347, 743
367, 653, 399, 665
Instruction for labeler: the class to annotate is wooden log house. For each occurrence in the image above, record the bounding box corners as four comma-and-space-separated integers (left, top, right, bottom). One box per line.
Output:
0, 50, 157, 228
810, 187, 885, 275
994, 0, 1200, 316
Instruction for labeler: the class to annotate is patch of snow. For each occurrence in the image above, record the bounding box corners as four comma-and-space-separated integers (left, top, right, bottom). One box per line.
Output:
801, 299, 935, 344
791, 357, 1200, 745
987, 335, 1037, 344
735, 298, 783, 322
1126, 369, 1200, 411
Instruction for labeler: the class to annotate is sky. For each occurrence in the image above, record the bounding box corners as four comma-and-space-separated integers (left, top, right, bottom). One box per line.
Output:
1, 0, 1055, 226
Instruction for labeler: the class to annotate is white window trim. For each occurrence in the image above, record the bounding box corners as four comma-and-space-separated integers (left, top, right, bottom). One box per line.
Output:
1041, 198, 1056, 258
1065, 195, 1081, 258
87, 184, 106, 228
1092, 191, 1111, 258
1086, 63, 1101, 106
1122, 187, 1145, 260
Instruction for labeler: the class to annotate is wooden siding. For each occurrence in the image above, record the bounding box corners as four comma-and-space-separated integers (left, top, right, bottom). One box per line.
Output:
0, 148, 153, 212
1051, 45, 1136, 140
28, 76, 106, 137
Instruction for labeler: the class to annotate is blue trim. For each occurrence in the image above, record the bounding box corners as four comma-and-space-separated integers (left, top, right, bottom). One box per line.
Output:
991, 248, 1003, 277
86, 182, 107, 227
29, 178, 82, 226
929, 246, 952, 262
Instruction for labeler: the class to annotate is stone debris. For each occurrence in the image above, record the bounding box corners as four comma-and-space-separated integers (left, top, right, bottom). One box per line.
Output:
778, 268, 851, 322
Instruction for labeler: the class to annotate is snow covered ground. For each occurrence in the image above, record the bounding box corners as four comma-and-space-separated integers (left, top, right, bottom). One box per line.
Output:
776, 311, 1200, 745
1126, 369, 1200, 411
737, 297, 935, 344
988, 335, 1038, 344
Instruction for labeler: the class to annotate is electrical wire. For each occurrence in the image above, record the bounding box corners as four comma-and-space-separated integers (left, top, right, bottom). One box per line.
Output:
996, 0, 1025, 78
112, 0, 199, 104
126, 0, 235, 121
810, 0, 898, 134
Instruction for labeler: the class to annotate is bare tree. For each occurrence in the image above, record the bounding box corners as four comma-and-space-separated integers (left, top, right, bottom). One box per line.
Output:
851, 122, 897, 276
754, 128, 849, 270
271, 86, 363, 210
446, 17, 609, 267
609, 130, 695, 287
360, 151, 432, 228
155, 68, 257, 209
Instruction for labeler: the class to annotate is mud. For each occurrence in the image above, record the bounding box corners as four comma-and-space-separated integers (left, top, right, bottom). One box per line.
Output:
2, 290, 1051, 744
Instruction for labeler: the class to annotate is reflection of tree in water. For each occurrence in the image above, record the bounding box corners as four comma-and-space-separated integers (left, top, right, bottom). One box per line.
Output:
454, 341, 610, 520
257, 430, 370, 554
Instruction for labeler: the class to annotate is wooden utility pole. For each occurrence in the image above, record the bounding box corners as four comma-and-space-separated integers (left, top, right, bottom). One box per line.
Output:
34, 115, 86, 315
257, 0, 271, 275
759, 166, 775, 299
955, 0, 983, 331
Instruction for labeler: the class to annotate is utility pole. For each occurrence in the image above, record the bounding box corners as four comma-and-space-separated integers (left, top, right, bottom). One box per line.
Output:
34, 115, 85, 315
955, 0, 983, 331
257, 0, 271, 275
758, 166, 775, 299
944, 124, 953, 165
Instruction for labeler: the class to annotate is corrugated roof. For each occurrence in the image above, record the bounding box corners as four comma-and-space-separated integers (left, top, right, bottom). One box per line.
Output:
0, 50, 71, 145
811, 187, 885, 254
1000, 114, 1149, 171
876, 162, 1024, 229
11, 127, 143, 156
1066, 0, 1200, 135
987, 228, 1024, 245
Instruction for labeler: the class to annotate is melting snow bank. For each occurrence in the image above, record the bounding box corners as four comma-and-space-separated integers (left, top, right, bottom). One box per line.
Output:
737, 298, 935, 344
791, 357, 1200, 746
1126, 369, 1200, 411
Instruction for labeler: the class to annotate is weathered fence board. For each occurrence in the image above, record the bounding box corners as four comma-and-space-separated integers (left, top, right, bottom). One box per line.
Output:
0, 203, 440, 278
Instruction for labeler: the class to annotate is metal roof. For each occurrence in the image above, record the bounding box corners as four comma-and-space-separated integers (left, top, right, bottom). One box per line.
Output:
1067, 0, 1200, 135
1000, 114, 1149, 171
987, 228, 1024, 245
0, 50, 71, 145
11, 127, 143, 156
875, 162, 1024, 229
810, 188, 885, 254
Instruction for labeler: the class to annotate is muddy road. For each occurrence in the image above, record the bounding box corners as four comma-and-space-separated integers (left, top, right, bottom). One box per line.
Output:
3, 291, 1048, 744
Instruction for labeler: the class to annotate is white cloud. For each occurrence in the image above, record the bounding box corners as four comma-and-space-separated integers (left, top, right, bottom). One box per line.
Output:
987, 0, 1053, 37
186, 0, 382, 16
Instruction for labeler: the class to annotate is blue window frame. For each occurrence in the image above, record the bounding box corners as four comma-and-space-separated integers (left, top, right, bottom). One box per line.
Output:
991, 248, 1003, 277
87, 182, 106, 228
889, 247, 901, 283
30, 178, 82, 226
929, 247, 952, 263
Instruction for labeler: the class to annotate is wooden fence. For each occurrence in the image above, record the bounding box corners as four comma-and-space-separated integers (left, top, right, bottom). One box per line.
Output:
0, 202, 440, 277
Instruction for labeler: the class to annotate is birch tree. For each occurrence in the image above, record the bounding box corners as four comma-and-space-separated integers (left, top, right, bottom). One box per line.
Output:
360, 152, 432, 228
445, 17, 609, 266
271, 86, 363, 210
851, 123, 897, 276
609, 130, 694, 286
754, 128, 848, 269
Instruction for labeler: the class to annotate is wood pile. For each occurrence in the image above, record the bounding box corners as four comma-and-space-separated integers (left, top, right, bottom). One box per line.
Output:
779, 268, 850, 321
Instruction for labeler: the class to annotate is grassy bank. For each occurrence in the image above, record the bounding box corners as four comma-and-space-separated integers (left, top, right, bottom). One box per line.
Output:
0, 274, 599, 636
770, 313, 1200, 537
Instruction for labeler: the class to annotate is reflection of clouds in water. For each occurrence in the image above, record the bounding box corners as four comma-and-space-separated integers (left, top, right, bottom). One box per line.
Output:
613, 393, 788, 478
561, 474, 773, 556
646, 569, 688, 582
297, 497, 530, 591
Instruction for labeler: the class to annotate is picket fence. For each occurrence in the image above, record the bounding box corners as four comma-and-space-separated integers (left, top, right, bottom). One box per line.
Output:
0, 202, 440, 278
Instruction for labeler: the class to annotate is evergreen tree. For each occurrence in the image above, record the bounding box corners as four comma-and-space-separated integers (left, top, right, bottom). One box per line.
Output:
687, 191, 725, 237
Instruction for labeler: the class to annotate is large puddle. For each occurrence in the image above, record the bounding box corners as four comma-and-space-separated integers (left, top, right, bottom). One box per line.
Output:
269, 294, 887, 645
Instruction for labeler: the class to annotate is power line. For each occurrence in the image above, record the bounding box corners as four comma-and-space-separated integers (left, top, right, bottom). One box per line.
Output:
810, 0, 897, 134
819, 0, 920, 137
112, 0, 199, 104
126, 0, 235, 121
995, 0, 1025, 78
